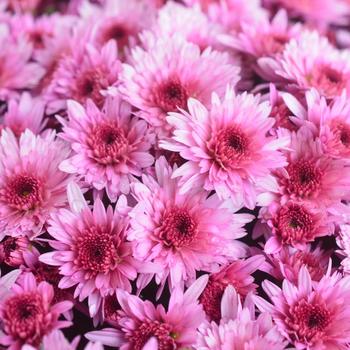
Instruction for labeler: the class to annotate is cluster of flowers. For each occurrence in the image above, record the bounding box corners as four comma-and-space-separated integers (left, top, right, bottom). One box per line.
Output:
3, 0, 350, 349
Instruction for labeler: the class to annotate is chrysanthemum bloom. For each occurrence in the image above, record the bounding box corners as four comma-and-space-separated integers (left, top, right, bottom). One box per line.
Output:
86, 275, 208, 350
129, 157, 251, 293
120, 34, 240, 138
261, 245, 331, 283
59, 95, 154, 201
0, 92, 46, 136
199, 255, 264, 322
0, 272, 72, 350
40, 182, 154, 317
160, 88, 289, 209
0, 129, 72, 238
80, 0, 155, 55
261, 200, 334, 253
196, 285, 288, 350
266, 127, 350, 209
254, 266, 350, 349
0, 235, 30, 267
45, 37, 121, 112
0, 26, 44, 99
221, 10, 302, 80
276, 31, 350, 99
152, 1, 224, 51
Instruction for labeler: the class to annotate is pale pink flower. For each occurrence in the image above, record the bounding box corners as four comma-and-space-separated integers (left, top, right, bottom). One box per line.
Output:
199, 255, 265, 322
86, 275, 208, 350
45, 38, 121, 112
254, 266, 350, 349
40, 182, 155, 317
59, 95, 154, 201
0, 235, 30, 267
0, 129, 72, 238
276, 31, 350, 99
0, 92, 46, 136
0, 272, 72, 350
196, 285, 287, 350
160, 87, 289, 209
128, 157, 251, 293
120, 34, 240, 138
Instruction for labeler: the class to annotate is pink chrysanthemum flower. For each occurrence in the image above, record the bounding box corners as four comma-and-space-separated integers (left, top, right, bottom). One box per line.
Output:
254, 266, 350, 349
128, 157, 251, 292
199, 255, 264, 322
196, 285, 287, 350
79, 0, 155, 55
59, 95, 154, 201
276, 31, 350, 99
265, 127, 350, 209
0, 235, 30, 267
45, 37, 121, 112
152, 1, 224, 51
86, 275, 208, 350
0, 129, 72, 238
0, 272, 72, 350
160, 88, 289, 209
261, 245, 331, 283
0, 92, 46, 136
40, 182, 155, 317
120, 34, 240, 139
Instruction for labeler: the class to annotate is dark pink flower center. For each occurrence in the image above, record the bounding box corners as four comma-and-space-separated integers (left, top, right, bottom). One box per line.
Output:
155, 78, 188, 113
3, 174, 43, 211
3, 292, 49, 346
199, 279, 227, 322
101, 22, 131, 50
284, 160, 322, 198
288, 299, 331, 342
131, 320, 177, 350
210, 126, 250, 169
273, 203, 315, 245
74, 227, 119, 274
87, 122, 129, 165
157, 207, 198, 248
332, 121, 350, 148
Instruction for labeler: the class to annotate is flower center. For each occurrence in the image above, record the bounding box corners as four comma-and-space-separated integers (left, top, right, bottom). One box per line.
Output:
74, 227, 119, 274
199, 279, 227, 322
288, 299, 331, 342
3, 292, 48, 346
101, 22, 131, 50
284, 160, 322, 198
155, 78, 188, 113
157, 207, 198, 248
131, 320, 177, 350
209, 125, 250, 169
2, 174, 43, 211
87, 122, 129, 165
274, 203, 315, 245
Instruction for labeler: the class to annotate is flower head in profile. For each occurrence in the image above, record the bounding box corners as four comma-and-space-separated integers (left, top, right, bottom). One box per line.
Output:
0, 272, 72, 350
59, 95, 154, 201
40, 182, 154, 317
0, 129, 72, 238
120, 34, 240, 138
86, 275, 208, 350
254, 266, 350, 349
196, 285, 287, 350
160, 87, 289, 209
128, 157, 251, 293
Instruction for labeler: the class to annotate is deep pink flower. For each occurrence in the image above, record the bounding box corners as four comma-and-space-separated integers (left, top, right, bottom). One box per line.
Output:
86, 275, 208, 350
120, 34, 240, 138
0, 272, 72, 350
128, 157, 251, 293
196, 285, 287, 350
59, 95, 154, 201
40, 182, 155, 317
254, 266, 350, 349
0, 235, 30, 267
160, 87, 289, 209
0, 129, 72, 238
